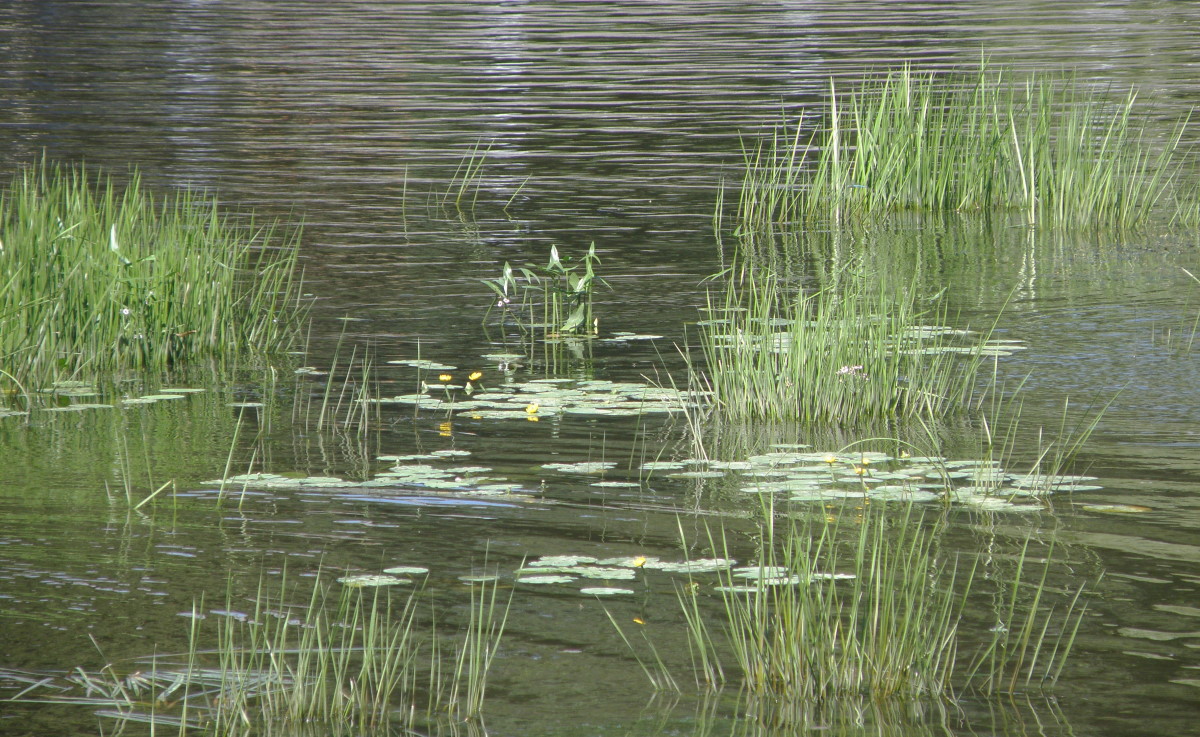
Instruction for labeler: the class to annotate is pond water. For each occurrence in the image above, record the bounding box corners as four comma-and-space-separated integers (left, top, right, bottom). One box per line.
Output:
2, 2, 1200, 735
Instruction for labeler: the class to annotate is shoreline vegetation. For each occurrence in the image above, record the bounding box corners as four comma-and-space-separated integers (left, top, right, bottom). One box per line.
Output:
0, 161, 306, 400
727, 62, 1197, 235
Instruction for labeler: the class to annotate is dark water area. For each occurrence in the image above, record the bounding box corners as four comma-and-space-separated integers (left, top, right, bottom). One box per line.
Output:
3, 2, 1200, 736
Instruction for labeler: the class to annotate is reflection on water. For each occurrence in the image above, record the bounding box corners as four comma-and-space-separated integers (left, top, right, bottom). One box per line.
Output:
3, 1, 1200, 735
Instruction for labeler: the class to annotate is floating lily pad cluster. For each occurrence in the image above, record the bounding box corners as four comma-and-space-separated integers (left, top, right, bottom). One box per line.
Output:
641, 446, 1100, 512
26, 382, 208, 413
337, 554, 858, 599
513, 554, 857, 596
337, 565, 431, 587
702, 319, 1027, 359
370, 374, 702, 419
206, 448, 532, 497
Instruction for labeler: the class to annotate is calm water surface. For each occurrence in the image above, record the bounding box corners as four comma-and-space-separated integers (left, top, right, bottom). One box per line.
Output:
2, 2, 1200, 735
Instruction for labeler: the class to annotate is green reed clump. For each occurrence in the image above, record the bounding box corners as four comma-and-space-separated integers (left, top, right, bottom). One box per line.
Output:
0, 161, 306, 391
188, 572, 509, 733
668, 504, 1088, 705
713, 506, 965, 701
734, 64, 1192, 232
698, 263, 987, 424
8, 569, 511, 734
198, 578, 424, 733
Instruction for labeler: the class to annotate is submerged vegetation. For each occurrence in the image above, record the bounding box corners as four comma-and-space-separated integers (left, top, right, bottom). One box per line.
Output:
731, 63, 1195, 233
0, 161, 306, 395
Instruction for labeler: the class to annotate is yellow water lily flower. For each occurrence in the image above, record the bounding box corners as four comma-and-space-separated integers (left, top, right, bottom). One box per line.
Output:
469, 371, 483, 381
823, 454, 837, 465
632, 556, 647, 568
525, 402, 539, 414
438, 373, 453, 382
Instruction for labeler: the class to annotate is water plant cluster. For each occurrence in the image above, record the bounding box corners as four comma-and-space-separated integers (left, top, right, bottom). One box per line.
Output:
482, 243, 606, 339
697, 264, 1004, 423
668, 506, 1089, 703
657, 63, 1134, 716
10, 571, 510, 735
732, 63, 1196, 233
644, 447, 1097, 512
0, 162, 306, 396
374, 370, 697, 419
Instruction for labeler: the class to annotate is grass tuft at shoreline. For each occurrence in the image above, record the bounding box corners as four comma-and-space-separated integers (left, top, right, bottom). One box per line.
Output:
731, 63, 1195, 233
0, 161, 306, 395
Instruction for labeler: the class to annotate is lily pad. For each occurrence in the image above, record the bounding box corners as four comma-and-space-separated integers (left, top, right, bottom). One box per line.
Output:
338, 574, 413, 587
517, 575, 576, 585
597, 556, 662, 568
1079, 503, 1152, 514
541, 462, 617, 474
529, 555, 599, 567
459, 574, 501, 583
640, 461, 688, 471
571, 567, 638, 580
658, 558, 737, 574
600, 332, 664, 342
733, 566, 791, 579
390, 360, 457, 371
382, 566, 430, 575
580, 587, 635, 596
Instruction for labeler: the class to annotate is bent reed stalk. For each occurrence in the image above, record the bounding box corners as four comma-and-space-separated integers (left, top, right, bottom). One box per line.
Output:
0, 161, 306, 392
733, 63, 1193, 232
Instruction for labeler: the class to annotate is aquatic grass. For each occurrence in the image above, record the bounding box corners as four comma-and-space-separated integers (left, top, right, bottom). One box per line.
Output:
0, 161, 306, 392
198, 575, 424, 733
965, 540, 1092, 694
307, 338, 379, 436
710, 504, 966, 701
676, 578, 726, 689
963, 367, 1110, 499
732, 63, 1194, 232
443, 140, 492, 212
697, 262, 990, 424
663, 503, 1091, 704
161, 569, 509, 732
602, 608, 681, 693
434, 573, 513, 720
6, 573, 428, 734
